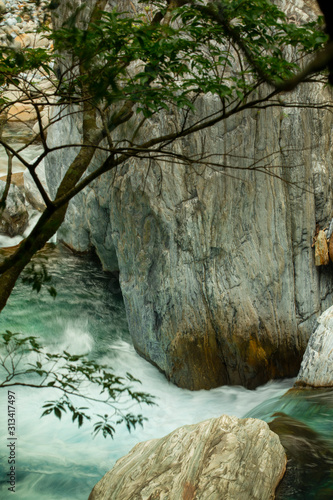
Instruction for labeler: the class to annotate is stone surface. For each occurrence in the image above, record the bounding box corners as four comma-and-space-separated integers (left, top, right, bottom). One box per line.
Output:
0, 180, 29, 236
314, 230, 329, 266
295, 306, 333, 387
88, 415, 286, 500
328, 234, 333, 262
45, 0, 333, 389
23, 160, 48, 211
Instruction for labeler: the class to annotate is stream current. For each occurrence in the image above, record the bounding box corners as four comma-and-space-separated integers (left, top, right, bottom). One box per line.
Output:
0, 245, 332, 499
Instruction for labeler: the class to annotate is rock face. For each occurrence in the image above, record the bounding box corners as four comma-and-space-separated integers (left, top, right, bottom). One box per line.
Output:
88, 415, 286, 500
45, 0, 333, 389
295, 306, 333, 387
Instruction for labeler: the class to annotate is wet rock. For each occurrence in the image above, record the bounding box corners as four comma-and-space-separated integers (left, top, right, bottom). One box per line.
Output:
269, 411, 333, 500
89, 415, 286, 500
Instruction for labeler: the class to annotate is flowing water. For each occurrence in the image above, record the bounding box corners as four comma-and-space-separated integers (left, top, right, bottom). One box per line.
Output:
0, 244, 332, 499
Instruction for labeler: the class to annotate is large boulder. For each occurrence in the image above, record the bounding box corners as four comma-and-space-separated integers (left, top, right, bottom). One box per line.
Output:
45, 0, 333, 389
295, 306, 333, 387
88, 415, 286, 500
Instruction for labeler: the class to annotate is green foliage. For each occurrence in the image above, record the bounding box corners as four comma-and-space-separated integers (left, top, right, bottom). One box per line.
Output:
46, 0, 326, 115
0, 0, 327, 134
0, 46, 53, 87
21, 260, 57, 298
0, 0, 328, 437
0, 331, 155, 438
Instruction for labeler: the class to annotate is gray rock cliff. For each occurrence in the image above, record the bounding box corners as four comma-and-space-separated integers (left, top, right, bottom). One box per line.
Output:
45, 0, 333, 389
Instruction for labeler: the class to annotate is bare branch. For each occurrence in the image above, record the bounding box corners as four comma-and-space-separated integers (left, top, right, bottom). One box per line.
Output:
0, 149, 12, 216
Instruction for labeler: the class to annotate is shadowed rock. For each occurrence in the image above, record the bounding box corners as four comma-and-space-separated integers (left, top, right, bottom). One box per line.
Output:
269, 412, 333, 500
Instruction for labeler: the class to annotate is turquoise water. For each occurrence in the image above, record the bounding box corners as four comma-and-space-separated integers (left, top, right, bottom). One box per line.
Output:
246, 389, 333, 499
0, 245, 329, 499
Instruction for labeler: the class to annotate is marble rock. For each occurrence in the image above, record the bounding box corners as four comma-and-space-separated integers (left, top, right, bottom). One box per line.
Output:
45, 0, 333, 390
88, 415, 286, 500
295, 306, 333, 387
0, 180, 28, 236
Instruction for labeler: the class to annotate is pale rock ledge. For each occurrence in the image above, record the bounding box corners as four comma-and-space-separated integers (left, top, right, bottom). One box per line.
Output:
295, 305, 333, 387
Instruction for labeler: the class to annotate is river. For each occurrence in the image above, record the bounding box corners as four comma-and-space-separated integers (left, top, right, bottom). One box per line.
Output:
0, 244, 302, 500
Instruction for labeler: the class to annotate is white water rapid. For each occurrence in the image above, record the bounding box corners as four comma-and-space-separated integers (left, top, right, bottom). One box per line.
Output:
0, 247, 294, 500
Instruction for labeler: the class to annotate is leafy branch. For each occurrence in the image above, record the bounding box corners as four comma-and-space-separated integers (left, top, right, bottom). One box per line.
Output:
0, 331, 156, 438
21, 259, 57, 298
0, 0, 330, 315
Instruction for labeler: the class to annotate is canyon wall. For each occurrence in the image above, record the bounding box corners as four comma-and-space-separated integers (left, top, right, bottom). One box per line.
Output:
46, 0, 333, 389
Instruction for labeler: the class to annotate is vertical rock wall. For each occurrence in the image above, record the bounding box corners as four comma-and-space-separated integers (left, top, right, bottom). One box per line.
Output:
46, 0, 333, 389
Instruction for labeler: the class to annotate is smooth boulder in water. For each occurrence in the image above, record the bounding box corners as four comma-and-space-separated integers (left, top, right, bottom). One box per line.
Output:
88, 415, 286, 500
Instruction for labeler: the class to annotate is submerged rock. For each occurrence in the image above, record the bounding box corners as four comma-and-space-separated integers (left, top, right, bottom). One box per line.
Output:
295, 306, 333, 387
269, 411, 333, 500
246, 385, 333, 499
88, 415, 286, 500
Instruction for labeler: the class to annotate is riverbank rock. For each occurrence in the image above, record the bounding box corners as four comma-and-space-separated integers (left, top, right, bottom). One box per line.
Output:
295, 306, 333, 387
0, 180, 29, 236
88, 415, 286, 500
314, 230, 329, 266
46, 0, 333, 390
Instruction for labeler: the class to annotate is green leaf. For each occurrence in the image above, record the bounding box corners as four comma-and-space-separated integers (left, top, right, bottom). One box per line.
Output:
54, 407, 62, 420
